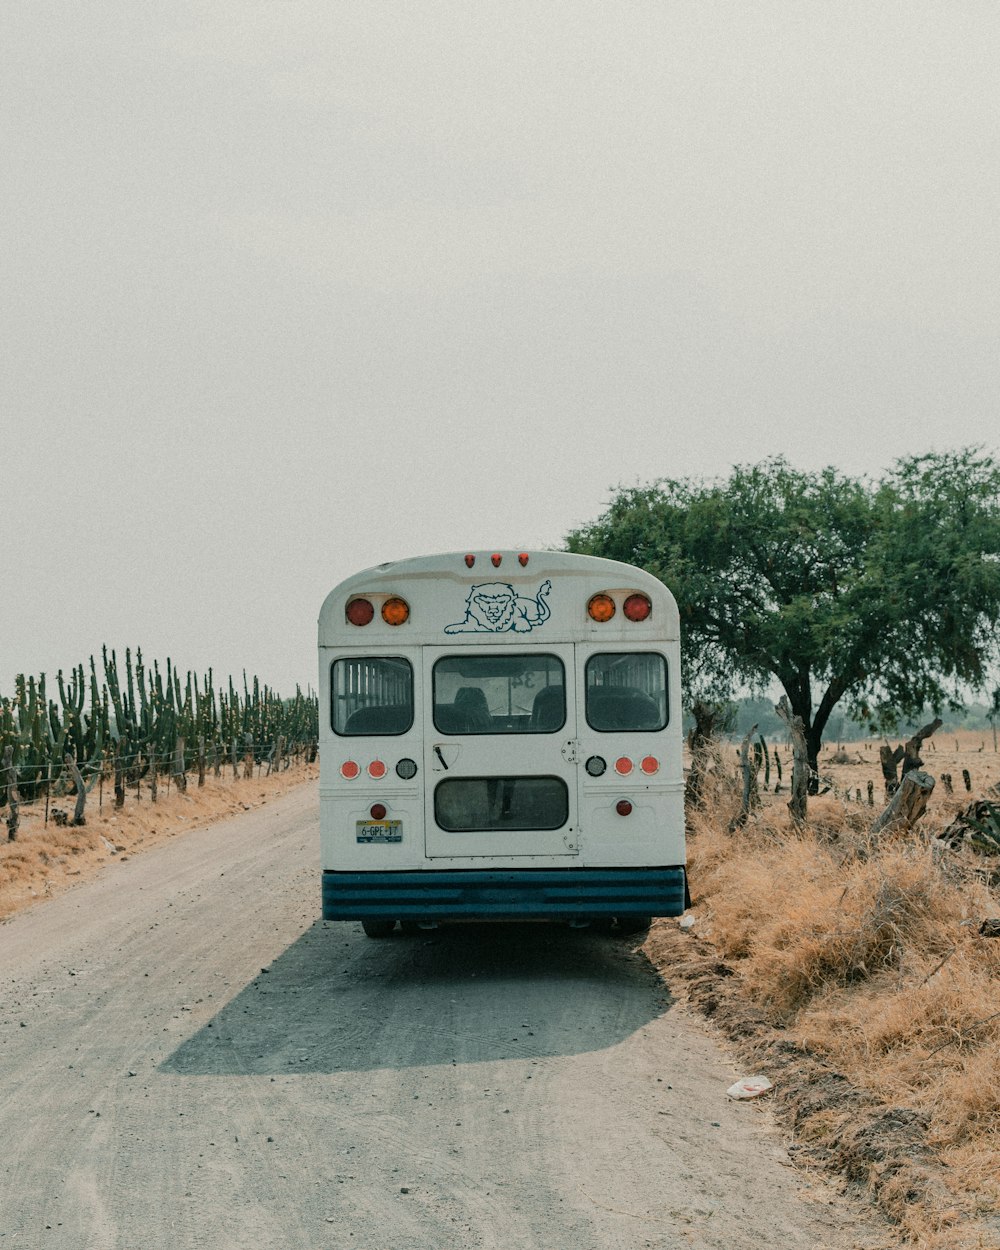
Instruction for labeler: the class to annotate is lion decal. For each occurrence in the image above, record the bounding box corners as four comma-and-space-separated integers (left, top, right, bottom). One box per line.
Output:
444, 580, 552, 634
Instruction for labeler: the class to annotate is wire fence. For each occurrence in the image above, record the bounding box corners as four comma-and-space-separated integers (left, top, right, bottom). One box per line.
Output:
1, 735, 318, 837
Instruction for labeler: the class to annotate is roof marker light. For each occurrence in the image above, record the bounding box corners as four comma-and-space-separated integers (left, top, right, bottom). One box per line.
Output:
588, 593, 616, 622
381, 597, 409, 626
346, 598, 375, 626
518, 553, 529, 566
491, 553, 502, 567
465, 553, 476, 568
623, 593, 652, 622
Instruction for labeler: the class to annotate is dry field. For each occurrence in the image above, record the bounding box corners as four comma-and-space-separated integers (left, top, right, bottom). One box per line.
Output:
0, 760, 318, 922
648, 730, 1000, 1248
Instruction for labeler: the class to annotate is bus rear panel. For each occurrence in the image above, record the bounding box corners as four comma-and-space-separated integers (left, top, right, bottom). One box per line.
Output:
318, 551, 686, 930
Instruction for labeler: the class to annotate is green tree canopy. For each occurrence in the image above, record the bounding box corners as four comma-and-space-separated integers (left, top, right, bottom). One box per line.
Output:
566, 449, 1000, 780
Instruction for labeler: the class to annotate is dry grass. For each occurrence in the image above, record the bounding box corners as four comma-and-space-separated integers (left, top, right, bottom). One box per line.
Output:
651, 740, 1000, 1247
0, 761, 318, 921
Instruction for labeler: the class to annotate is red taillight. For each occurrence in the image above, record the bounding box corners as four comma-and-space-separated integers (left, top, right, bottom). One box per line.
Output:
465, 553, 476, 568
623, 593, 652, 622
346, 598, 375, 626
491, 553, 502, 567
381, 597, 409, 626
340, 760, 360, 779
370, 803, 387, 820
615, 799, 633, 816
518, 552, 529, 566
368, 759, 387, 779
588, 593, 616, 622
614, 756, 633, 776
640, 756, 659, 775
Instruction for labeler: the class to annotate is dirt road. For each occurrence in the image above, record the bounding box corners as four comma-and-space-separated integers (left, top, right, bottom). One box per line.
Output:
0, 784, 878, 1249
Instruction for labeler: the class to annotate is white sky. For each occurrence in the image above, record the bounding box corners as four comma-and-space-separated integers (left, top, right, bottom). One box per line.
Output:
3, 2, 998, 696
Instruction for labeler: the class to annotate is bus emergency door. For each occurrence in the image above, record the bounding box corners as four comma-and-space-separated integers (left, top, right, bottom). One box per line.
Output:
422, 645, 580, 859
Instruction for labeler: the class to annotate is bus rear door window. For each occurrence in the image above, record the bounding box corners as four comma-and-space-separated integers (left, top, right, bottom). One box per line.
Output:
432, 654, 565, 734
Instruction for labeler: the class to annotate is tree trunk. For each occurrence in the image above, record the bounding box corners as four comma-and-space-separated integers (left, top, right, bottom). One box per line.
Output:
879, 744, 905, 796
871, 769, 935, 836
776, 697, 809, 823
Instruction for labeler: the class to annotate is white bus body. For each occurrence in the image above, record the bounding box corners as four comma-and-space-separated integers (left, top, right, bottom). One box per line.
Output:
318, 551, 687, 932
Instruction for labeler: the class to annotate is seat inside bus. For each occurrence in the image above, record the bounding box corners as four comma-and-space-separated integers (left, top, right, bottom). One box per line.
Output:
453, 686, 492, 731
530, 685, 565, 731
342, 704, 411, 735
586, 687, 663, 731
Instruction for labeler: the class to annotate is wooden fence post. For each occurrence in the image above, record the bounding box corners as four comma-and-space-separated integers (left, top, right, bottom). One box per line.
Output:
2, 746, 20, 841
174, 735, 187, 793
64, 753, 86, 826
114, 742, 125, 809
197, 735, 206, 788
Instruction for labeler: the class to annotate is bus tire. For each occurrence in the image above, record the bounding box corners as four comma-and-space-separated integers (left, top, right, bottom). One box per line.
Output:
399, 920, 422, 935
361, 919, 396, 938
614, 915, 651, 937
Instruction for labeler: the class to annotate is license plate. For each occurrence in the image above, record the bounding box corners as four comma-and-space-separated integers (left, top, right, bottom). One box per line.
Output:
356, 819, 402, 844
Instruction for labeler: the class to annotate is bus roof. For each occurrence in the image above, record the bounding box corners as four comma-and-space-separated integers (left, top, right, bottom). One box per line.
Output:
318, 550, 679, 645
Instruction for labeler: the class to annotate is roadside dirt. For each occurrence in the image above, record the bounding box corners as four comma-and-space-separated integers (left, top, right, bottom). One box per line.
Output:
0, 783, 888, 1250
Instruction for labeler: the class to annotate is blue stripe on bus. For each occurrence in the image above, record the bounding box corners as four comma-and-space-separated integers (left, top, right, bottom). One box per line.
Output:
321, 867, 687, 920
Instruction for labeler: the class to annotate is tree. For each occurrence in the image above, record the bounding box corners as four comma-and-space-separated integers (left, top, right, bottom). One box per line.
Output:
566, 450, 1000, 786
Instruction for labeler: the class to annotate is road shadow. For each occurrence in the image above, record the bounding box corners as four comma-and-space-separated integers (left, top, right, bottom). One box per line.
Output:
162, 921, 672, 1077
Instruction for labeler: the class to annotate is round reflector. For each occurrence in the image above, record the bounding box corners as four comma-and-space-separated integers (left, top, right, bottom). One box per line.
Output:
464, 553, 476, 568
491, 553, 502, 567
518, 552, 529, 566
340, 760, 360, 779
585, 755, 607, 777
588, 593, 616, 622
640, 755, 659, 775
368, 759, 387, 779
615, 799, 633, 817
614, 756, 633, 776
623, 593, 652, 622
381, 597, 409, 626
346, 598, 374, 626
396, 758, 418, 780
369, 803, 387, 821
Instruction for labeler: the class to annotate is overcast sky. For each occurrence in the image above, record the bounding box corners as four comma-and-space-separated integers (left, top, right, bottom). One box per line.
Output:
3, 2, 998, 696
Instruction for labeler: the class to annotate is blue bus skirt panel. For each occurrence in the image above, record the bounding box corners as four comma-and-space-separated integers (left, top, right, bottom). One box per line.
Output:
322, 866, 688, 922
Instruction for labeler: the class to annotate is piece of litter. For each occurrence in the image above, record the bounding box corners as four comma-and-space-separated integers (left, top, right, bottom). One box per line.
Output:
726, 1075, 773, 1100
679, 915, 696, 930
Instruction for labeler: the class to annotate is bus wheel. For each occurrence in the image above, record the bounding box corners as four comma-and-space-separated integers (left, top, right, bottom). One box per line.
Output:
361, 919, 396, 938
614, 915, 651, 937
399, 920, 422, 935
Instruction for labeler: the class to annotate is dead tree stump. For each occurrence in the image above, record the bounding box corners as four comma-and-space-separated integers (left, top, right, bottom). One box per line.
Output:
775, 697, 808, 823
880, 744, 905, 796
728, 723, 759, 832
871, 769, 935, 836
902, 717, 943, 778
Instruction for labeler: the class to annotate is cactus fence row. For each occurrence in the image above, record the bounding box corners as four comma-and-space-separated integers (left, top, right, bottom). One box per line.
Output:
1, 647, 318, 837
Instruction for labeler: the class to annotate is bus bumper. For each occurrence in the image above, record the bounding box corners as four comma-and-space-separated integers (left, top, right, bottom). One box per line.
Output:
322, 866, 688, 922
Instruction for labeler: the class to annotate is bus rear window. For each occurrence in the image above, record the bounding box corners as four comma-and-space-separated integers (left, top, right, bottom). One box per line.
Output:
433, 654, 565, 734
585, 653, 668, 732
331, 657, 413, 735
434, 776, 568, 831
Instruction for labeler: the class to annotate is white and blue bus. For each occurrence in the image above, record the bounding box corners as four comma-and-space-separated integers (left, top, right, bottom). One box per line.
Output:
317, 550, 687, 936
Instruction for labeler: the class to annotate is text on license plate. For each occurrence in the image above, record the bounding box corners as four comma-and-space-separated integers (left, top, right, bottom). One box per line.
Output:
356, 820, 402, 843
